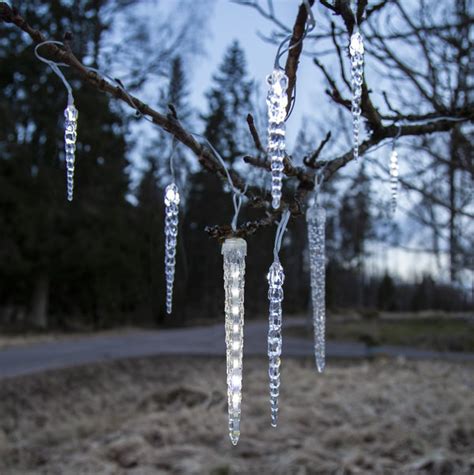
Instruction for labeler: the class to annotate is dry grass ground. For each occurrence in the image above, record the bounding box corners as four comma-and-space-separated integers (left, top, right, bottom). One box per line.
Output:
0, 356, 473, 475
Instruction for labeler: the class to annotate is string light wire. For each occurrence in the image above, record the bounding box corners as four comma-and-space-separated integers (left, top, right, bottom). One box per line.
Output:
190, 133, 248, 232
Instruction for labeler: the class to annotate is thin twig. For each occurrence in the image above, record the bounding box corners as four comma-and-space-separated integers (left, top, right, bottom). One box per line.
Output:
246, 113, 264, 152
304, 131, 332, 168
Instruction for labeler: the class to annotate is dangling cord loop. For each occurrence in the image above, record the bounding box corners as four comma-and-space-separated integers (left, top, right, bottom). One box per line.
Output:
273, 209, 291, 262
274, 35, 291, 70
273, 1, 315, 121
35, 41, 74, 105
274, 3, 316, 70
303, 0, 316, 29
190, 133, 247, 232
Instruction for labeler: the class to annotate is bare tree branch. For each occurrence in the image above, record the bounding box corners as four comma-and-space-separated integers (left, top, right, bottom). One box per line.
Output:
1, 0, 472, 243
0, 1, 317, 241
284, 0, 315, 114
304, 131, 332, 168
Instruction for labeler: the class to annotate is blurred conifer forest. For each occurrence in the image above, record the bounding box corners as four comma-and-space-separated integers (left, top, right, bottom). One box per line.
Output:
0, 0, 472, 330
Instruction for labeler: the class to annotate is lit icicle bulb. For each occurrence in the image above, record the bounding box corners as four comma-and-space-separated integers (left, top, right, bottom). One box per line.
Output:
64, 104, 78, 201
306, 204, 326, 372
266, 69, 288, 209
267, 260, 284, 427
222, 237, 247, 445
350, 29, 364, 161
164, 183, 180, 314
389, 149, 399, 214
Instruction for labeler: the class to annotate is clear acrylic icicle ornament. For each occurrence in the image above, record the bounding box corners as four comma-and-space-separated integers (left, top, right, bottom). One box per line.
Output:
350, 28, 364, 161
267, 260, 284, 427
265, 1, 314, 209
35, 41, 79, 201
266, 209, 290, 427
389, 148, 399, 215
222, 237, 247, 445
164, 183, 180, 314
306, 202, 327, 372
64, 102, 78, 201
266, 69, 288, 209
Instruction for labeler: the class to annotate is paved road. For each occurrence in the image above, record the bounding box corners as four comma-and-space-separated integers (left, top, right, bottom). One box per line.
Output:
0, 319, 473, 379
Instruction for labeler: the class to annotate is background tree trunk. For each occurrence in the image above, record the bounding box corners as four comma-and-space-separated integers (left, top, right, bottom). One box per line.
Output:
29, 272, 49, 329
449, 127, 459, 283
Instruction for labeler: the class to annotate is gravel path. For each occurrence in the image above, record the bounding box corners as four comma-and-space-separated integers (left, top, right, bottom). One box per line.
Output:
1, 319, 473, 379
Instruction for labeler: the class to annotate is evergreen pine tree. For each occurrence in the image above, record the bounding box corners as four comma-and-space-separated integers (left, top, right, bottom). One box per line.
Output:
339, 163, 373, 269
168, 56, 192, 123
133, 159, 165, 324
0, 0, 133, 328
165, 56, 194, 197
338, 164, 373, 307
202, 40, 254, 165
377, 272, 396, 310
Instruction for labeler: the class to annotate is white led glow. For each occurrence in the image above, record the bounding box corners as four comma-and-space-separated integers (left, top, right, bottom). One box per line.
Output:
222, 237, 247, 445
164, 183, 180, 314
64, 104, 78, 201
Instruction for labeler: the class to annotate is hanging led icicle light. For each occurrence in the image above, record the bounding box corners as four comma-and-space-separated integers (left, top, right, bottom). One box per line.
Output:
265, 0, 314, 208
267, 209, 290, 427
163, 139, 180, 314
349, 27, 364, 161
35, 41, 79, 201
389, 148, 399, 214
307, 201, 327, 373
266, 69, 288, 209
222, 237, 247, 445
64, 103, 78, 201
190, 133, 248, 445
164, 183, 180, 314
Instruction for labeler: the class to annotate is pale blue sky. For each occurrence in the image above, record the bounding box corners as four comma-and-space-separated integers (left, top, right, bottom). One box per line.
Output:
189, 0, 318, 147
120, 0, 467, 283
